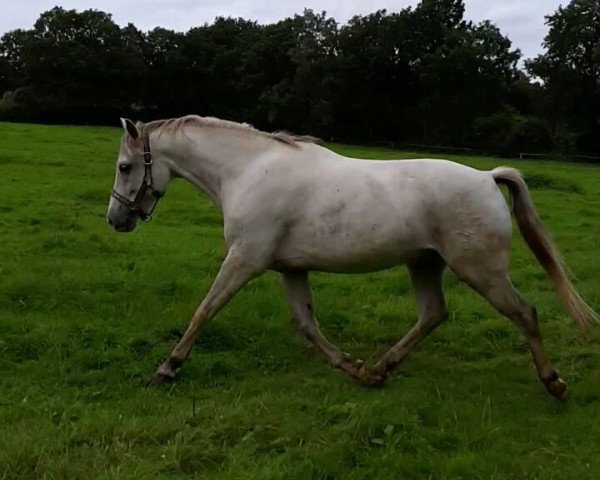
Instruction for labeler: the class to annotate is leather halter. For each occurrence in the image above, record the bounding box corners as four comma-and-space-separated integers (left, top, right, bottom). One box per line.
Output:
111, 131, 163, 221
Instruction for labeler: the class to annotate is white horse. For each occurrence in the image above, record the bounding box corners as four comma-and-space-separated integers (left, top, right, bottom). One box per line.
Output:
106, 115, 597, 397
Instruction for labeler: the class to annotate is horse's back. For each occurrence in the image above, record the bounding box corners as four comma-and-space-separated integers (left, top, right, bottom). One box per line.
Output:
264, 152, 512, 273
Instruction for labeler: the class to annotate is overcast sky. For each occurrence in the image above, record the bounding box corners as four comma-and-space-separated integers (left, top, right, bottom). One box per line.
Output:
1, 1, 565, 60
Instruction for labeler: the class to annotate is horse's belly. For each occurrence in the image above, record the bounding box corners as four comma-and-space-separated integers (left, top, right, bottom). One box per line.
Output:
271, 253, 412, 274
271, 229, 426, 273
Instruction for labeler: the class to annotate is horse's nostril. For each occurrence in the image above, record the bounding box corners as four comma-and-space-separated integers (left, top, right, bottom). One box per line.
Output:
107, 216, 113, 226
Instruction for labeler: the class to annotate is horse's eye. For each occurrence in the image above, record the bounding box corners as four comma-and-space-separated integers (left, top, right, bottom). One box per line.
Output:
119, 164, 132, 174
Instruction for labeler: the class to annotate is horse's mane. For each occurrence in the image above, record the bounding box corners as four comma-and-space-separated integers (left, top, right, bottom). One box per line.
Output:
139, 115, 319, 148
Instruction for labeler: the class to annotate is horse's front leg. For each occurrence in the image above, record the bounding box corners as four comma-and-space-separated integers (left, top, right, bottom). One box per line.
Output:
281, 271, 380, 384
369, 253, 448, 382
151, 250, 263, 383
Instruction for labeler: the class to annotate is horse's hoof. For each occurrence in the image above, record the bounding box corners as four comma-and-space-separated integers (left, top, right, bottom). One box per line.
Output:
359, 367, 386, 387
147, 371, 175, 386
336, 357, 364, 378
546, 376, 567, 399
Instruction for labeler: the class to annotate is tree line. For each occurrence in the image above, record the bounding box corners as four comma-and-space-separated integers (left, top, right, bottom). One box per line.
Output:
0, 0, 598, 156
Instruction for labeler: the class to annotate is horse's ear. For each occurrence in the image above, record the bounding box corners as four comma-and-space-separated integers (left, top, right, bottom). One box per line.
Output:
120, 117, 139, 140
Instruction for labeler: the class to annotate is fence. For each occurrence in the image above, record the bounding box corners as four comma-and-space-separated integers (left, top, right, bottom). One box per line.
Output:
368, 141, 600, 163
518, 152, 600, 163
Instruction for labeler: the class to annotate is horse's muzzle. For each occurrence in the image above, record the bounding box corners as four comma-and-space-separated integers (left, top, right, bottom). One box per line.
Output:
107, 214, 137, 233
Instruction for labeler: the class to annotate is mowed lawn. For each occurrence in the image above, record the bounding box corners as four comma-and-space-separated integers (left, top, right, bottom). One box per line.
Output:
1, 122, 600, 480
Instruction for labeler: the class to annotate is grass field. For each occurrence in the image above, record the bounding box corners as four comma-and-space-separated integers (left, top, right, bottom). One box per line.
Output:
1, 122, 600, 479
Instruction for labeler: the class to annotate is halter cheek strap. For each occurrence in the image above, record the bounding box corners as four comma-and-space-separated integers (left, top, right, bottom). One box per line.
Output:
111, 131, 164, 221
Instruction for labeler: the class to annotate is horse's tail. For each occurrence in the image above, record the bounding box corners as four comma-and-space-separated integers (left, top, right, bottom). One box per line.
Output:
492, 166, 598, 331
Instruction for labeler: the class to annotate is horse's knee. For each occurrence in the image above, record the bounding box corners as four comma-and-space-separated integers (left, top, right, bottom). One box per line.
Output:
297, 321, 317, 341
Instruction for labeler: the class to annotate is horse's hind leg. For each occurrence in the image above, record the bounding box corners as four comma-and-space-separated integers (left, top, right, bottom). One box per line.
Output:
369, 251, 448, 382
450, 259, 566, 398
281, 271, 375, 383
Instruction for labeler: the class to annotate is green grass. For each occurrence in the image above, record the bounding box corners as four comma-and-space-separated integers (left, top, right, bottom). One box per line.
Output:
1, 122, 600, 479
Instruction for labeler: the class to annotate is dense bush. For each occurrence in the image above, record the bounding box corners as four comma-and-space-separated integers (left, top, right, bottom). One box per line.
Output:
507, 117, 554, 154
471, 112, 518, 153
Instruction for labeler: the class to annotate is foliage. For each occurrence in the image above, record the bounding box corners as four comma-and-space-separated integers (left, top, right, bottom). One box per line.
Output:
471, 111, 518, 152
0, 0, 598, 155
526, 0, 600, 155
507, 117, 554, 154
470, 112, 556, 155
0, 2, 523, 148
1, 121, 600, 479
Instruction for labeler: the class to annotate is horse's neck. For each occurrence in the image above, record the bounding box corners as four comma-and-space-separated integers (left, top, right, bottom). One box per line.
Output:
158, 128, 266, 208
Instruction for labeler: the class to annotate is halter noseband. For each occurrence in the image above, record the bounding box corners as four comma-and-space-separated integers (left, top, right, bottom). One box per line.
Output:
111, 131, 164, 221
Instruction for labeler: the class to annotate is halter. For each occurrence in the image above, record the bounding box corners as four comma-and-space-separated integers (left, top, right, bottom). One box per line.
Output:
111, 131, 164, 221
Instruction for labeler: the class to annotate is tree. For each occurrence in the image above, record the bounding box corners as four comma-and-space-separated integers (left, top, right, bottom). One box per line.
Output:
417, 13, 520, 144
527, 0, 600, 154
140, 27, 186, 116
0, 1, 582, 156
0, 7, 146, 122
256, 10, 340, 134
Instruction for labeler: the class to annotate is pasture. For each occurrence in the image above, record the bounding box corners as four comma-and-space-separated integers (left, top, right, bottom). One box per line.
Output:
1, 121, 600, 479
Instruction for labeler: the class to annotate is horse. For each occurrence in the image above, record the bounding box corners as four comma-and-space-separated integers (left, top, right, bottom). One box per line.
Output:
106, 115, 597, 397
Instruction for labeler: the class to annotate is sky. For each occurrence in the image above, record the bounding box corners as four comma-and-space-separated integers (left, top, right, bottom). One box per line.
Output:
1, 1, 566, 61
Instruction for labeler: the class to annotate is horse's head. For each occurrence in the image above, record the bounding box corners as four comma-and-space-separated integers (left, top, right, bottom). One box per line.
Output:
107, 118, 170, 232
